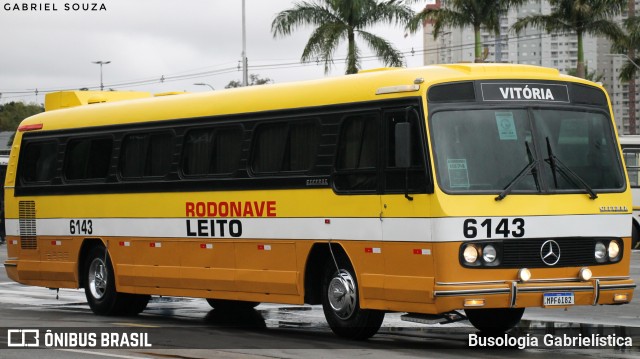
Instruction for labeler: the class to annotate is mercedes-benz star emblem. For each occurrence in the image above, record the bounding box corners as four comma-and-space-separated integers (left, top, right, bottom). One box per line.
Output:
540, 240, 561, 266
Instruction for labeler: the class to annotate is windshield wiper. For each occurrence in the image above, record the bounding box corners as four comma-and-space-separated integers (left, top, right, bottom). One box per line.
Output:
496, 142, 539, 201
545, 137, 598, 200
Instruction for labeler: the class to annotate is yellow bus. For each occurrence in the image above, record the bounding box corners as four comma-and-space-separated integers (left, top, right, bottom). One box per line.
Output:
3, 64, 636, 339
619, 135, 640, 249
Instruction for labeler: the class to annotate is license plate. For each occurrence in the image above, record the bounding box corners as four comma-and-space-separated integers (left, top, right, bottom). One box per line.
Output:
543, 292, 574, 306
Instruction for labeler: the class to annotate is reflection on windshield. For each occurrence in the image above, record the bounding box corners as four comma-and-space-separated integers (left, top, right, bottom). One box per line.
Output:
430, 109, 624, 194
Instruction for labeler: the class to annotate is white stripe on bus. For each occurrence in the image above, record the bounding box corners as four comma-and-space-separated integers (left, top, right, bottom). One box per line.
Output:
4, 214, 630, 242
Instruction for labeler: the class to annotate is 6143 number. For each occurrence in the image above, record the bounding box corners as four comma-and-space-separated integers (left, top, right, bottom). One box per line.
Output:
70, 219, 93, 235
463, 218, 525, 239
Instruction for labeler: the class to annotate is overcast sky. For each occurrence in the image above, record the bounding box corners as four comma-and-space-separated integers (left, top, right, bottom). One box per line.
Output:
0, 0, 427, 104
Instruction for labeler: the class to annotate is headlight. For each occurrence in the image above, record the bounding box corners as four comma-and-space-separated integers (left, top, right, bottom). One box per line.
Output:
463, 244, 479, 263
482, 244, 497, 263
594, 241, 607, 263
608, 240, 621, 261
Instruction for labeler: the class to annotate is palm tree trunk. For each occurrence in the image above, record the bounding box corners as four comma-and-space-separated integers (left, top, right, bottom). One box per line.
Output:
629, 0, 637, 135
347, 30, 358, 74
474, 25, 483, 63
576, 31, 585, 79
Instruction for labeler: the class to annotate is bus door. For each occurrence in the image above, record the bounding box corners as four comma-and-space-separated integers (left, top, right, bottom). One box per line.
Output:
380, 107, 435, 304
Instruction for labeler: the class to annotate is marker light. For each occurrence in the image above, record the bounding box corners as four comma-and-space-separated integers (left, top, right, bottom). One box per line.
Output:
594, 242, 607, 263
578, 267, 592, 281
518, 268, 532, 282
614, 294, 629, 303
463, 244, 479, 263
464, 299, 486, 307
482, 244, 497, 263
17, 123, 43, 132
608, 240, 620, 261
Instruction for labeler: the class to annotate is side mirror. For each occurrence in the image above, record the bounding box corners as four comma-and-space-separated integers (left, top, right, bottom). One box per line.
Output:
395, 122, 411, 168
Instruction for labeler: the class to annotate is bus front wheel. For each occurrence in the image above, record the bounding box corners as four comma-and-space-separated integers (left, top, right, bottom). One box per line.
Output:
321, 255, 384, 340
465, 308, 524, 333
84, 245, 149, 316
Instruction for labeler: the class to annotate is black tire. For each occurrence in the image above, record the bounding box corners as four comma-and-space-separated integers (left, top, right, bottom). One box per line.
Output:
321, 254, 384, 340
119, 293, 151, 315
206, 299, 260, 310
84, 245, 149, 316
465, 308, 525, 334
632, 224, 639, 250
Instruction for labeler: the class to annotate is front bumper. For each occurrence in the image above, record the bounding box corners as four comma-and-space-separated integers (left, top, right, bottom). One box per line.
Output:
434, 277, 636, 310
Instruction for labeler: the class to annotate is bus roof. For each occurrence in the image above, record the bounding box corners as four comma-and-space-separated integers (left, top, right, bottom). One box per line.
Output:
24, 64, 601, 132
44, 90, 152, 111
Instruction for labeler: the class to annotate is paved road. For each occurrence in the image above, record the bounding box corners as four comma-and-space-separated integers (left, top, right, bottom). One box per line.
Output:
0, 245, 638, 358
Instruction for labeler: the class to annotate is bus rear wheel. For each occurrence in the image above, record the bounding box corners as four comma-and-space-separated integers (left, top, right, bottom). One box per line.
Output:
84, 245, 149, 316
465, 308, 524, 334
205, 299, 259, 310
321, 255, 384, 340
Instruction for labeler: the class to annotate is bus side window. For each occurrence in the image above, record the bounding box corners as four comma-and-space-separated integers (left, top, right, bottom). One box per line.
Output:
384, 108, 428, 193
20, 141, 58, 183
333, 113, 379, 192
251, 120, 319, 174
623, 148, 640, 187
182, 126, 243, 176
120, 132, 174, 179
64, 137, 113, 181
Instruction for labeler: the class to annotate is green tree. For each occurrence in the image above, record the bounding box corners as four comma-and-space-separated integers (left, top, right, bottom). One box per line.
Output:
611, 17, 640, 82
512, 0, 625, 79
0, 101, 44, 131
407, 0, 526, 63
567, 66, 604, 82
225, 74, 274, 89
272, 0, 413, 74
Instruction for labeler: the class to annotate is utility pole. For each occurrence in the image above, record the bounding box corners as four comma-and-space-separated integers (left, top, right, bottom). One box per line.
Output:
241, 0, 248, 87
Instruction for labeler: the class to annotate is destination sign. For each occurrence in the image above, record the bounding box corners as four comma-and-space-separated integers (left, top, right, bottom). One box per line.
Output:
481, 83, 570, 103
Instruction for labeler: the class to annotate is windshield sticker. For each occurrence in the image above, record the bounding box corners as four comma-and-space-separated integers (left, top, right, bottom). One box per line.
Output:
495, 112, 517, 140
447, 159, 470, 188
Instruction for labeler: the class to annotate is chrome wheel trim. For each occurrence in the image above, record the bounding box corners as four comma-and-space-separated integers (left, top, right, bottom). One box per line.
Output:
88, 257, 107, 299
327, 269, 357, 320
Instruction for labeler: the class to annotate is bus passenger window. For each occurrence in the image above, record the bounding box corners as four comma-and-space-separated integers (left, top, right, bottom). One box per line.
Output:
20, 141, 58, 183
182, 127, 242, 176
334, 114, 379, 192
251, 121, 318, 174
120, 132, 174, 178
64, 138, 112, 181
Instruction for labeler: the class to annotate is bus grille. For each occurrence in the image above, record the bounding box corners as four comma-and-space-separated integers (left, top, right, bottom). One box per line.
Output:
501, 237, 607, 268
19, 201, 37, 250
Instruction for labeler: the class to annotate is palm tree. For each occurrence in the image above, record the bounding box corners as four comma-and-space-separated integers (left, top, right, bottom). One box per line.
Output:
567, 66, 604, 82
271, 0, 413, 74
512, 0, 625, 79
406, 0, 526, 63
611, 15, 640, 134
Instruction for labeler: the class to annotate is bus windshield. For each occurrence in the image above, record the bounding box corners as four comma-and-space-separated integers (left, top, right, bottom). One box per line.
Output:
431, 108, 625, 194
